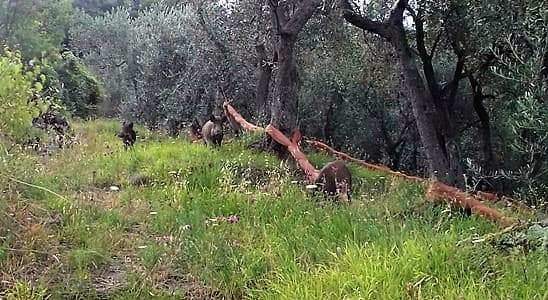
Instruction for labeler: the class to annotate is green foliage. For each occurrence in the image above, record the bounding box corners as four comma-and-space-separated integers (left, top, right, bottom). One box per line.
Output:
70, 3, 255, 125
496, 224, 548, 252
490, 3, 548, 206
53, 52, 104, 118
73, 0, 134, 17
0, 0, 73, 60
68, 248, 107, 271
0, 0, 102, 118
0, 48, 43, 142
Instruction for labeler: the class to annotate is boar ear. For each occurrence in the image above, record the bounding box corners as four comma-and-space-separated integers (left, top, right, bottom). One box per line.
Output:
209, 114, 216, 122
128, 122, 134, 128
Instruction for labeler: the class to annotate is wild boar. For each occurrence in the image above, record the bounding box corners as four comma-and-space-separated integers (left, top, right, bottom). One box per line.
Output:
118, 121, 136, 149
201, 115, 226, 147
314, 160, 352, 202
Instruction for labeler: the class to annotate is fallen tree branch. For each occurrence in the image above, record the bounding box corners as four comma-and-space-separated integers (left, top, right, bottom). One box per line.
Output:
223, 102, 264, 133
474, 191, 535, 215
306, 139, 423, 182
265, 124, 319, 182
224, 104, 521, 227
426, 181, 516, 227
307, 139, 518, 227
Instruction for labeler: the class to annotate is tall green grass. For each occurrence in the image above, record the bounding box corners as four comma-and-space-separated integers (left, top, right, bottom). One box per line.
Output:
0, 119, 546, 299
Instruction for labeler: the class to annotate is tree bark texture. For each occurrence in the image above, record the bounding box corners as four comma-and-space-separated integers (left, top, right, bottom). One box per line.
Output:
469, 75, 496, 170
254, 43, 273, 117
341, 0, 464, 187
262, 0, 320, 155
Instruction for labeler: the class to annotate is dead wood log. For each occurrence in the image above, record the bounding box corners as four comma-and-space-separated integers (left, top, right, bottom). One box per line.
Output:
426, 181, 517, 227
265, 124, 319, 182
223, 103, 520, 227
474, 191, 535, 215
306, 140, 517, 227
306, 140, 423, 182
223, 102, 264, 133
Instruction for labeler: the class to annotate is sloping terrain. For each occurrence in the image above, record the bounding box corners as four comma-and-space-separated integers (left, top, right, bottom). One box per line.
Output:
1, 120, 546, 299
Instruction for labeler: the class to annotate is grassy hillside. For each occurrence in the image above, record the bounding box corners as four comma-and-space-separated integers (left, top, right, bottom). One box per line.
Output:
1, 120, 546, 299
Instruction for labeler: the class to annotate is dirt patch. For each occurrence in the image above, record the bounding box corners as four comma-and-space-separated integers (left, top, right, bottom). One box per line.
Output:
93, 263, 127, 297
157, 273, 223, 300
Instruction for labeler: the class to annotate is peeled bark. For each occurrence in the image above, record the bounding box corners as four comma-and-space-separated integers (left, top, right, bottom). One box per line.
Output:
266, 124, 319, 182
223, 102, 263, 133
307, 140, 423, 182
426, 182, 516, 227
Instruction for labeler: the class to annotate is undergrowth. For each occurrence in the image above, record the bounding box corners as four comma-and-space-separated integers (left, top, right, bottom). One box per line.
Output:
0, 119, 546, 299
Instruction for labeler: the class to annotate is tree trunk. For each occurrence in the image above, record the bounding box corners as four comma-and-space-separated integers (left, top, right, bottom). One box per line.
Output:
391, 30, 463, 187
341, 0, 464, 187
469, 75, 496, 170
261, 0, 320, 156
323, 89, 341, 142
541, 47, 548, 103
197, 3, 234, 111
254, 43, 273, 118
265, 36, 299, 155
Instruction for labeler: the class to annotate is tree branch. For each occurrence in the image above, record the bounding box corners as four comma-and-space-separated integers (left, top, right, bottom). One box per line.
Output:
197, 4, 229, 55
468, 73, 497, 169
395, 119, 413, 147
413, 8, 441, 99
268, 0, 286, 35
340, 0, 388, 36
443, 24, 467, 110
429, 28, 443, 58
283, 0, 321, 36
388, 0, 408, 25
445, 49, 465, 110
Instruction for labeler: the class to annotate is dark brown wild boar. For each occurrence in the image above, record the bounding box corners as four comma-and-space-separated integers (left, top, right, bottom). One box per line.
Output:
314, 160, 352, 202
118, 121, 136, 149
201, 115, 226, 147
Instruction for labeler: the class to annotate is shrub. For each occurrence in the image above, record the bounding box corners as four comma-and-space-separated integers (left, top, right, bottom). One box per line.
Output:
0, 47, 44, 142
52, 51, 104, 118
490, 5, 548, 207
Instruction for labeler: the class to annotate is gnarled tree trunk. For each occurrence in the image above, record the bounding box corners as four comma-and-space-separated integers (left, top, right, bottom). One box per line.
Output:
270, 35, 299, 139
341, 0, 464, 187
261, 0, 320, 156
392, 31, 463, 186
254, 43, 274, 119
